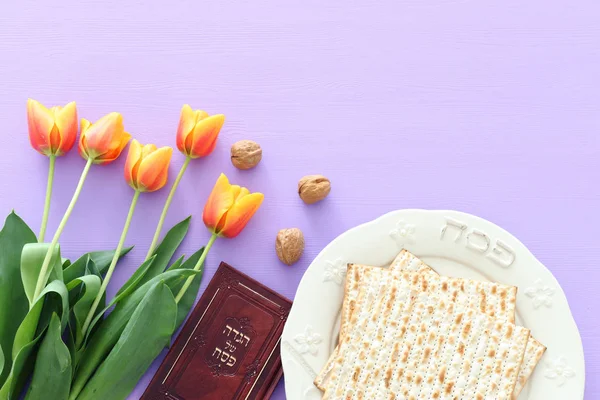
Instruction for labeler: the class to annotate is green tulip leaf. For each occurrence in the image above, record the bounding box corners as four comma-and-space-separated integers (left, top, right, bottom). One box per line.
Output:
25, 313, 71, 400
73, 255, 155, 351
0, 303, 42, 400
62, 258, 71, 269
113, 256, 155, 301
166, 254, 185, 272
77, 282, 177, 400
0, 212, 37, 387
63, 256, 90, 288
139, 216, 191, 285
65, 319, 76, 380
0, 345, 4, 379
86, 259, 106, 340
65, 257, 104, 365
169, 247, 205, 330
66, 256, 89, 306
0, 279, 69, 399
88, 247, 133, 275
21, 243, 62, 306
63, 247, 131, 283
67, 274, 102, 346
70, 268, 200, 400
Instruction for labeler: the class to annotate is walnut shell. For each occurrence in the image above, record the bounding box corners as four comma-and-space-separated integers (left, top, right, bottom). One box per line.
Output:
298, 175, 331, 204
275, 228, 305, 266
231, 140, 262, 170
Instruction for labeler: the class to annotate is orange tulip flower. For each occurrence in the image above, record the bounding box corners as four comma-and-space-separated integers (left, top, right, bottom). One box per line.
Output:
124, 139, 173, 192
203, 173, 264, 238
78, 112, 131, 164
27, 98, 78, 156
174, 173, 264, 303
176, 104, 225, 159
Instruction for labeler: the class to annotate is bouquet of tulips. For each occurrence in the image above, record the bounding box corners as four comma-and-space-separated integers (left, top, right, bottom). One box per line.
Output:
0, 101, 264, 400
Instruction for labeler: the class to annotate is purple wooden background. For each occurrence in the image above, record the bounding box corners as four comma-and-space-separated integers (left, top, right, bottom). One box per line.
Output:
1, 1, 598, 398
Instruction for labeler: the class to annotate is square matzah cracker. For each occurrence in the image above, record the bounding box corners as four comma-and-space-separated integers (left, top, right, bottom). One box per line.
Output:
392, 250, 546, 399
511, 335, 546, 399
324, 278, 529, 400
314, 262, 518, 390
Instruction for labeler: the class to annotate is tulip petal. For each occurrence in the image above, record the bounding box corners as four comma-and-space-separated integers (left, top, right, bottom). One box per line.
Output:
124, 140, 142, 190
230, 185, 241, 200
184, 130, 194, 155
80, 118, 91, 133
78, 111, 130, 163
94, 131, 132, 165
184, 110, 211, 155
53, 102, 78, 155
84, 112, 124, 157
189, 114, 225, 158
137, 147, 173, 192
194, 110, 210, 122
78, 118, 92, 159
141, 144, 158, 158
219, 192, 264, 238
48, 123, 61, 154
27, 99, 54, 155
148, 159, 170, 193
235, 187, 250, 201
203, 174, 234, 233
176, 104, 196, 154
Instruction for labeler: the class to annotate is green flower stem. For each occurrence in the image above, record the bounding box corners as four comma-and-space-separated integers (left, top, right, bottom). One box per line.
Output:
80, 190, 141, 338
38, 154, 56, 242
32, 158, 93, 304
174, 233, 217, 303
145, 156, 191, 260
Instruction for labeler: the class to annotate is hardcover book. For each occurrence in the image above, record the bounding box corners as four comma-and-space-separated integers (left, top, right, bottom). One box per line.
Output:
142, 262, 292, 400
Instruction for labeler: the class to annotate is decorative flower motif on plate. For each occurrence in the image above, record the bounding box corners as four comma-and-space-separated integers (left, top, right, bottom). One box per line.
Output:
282, 340, 318, 378
389, 220, 416, 248
545, 356, 575, 386
323, 258, 347, 285
294, 325, 322, 356
524, 279, 555, 308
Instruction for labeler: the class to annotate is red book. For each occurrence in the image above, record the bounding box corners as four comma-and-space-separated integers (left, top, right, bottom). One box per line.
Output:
142, 262, 292, 400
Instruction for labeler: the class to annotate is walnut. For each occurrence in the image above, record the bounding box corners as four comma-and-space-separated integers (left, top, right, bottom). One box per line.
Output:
231, 140, 262, 170
275, 228, 305, 266
298, 175, 331, 204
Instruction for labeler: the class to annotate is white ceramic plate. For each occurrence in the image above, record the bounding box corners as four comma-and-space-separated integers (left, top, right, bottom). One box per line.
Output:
281, 209, 584, 400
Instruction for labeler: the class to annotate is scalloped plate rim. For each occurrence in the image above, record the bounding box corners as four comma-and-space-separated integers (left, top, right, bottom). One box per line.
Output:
281, 209, 585, 400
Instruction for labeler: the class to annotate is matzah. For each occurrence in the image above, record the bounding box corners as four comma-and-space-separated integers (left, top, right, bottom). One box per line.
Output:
392, 249, 546, 398
314, 259, 518, 390
323, 276, 529, 399
511, 335, 546, 398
